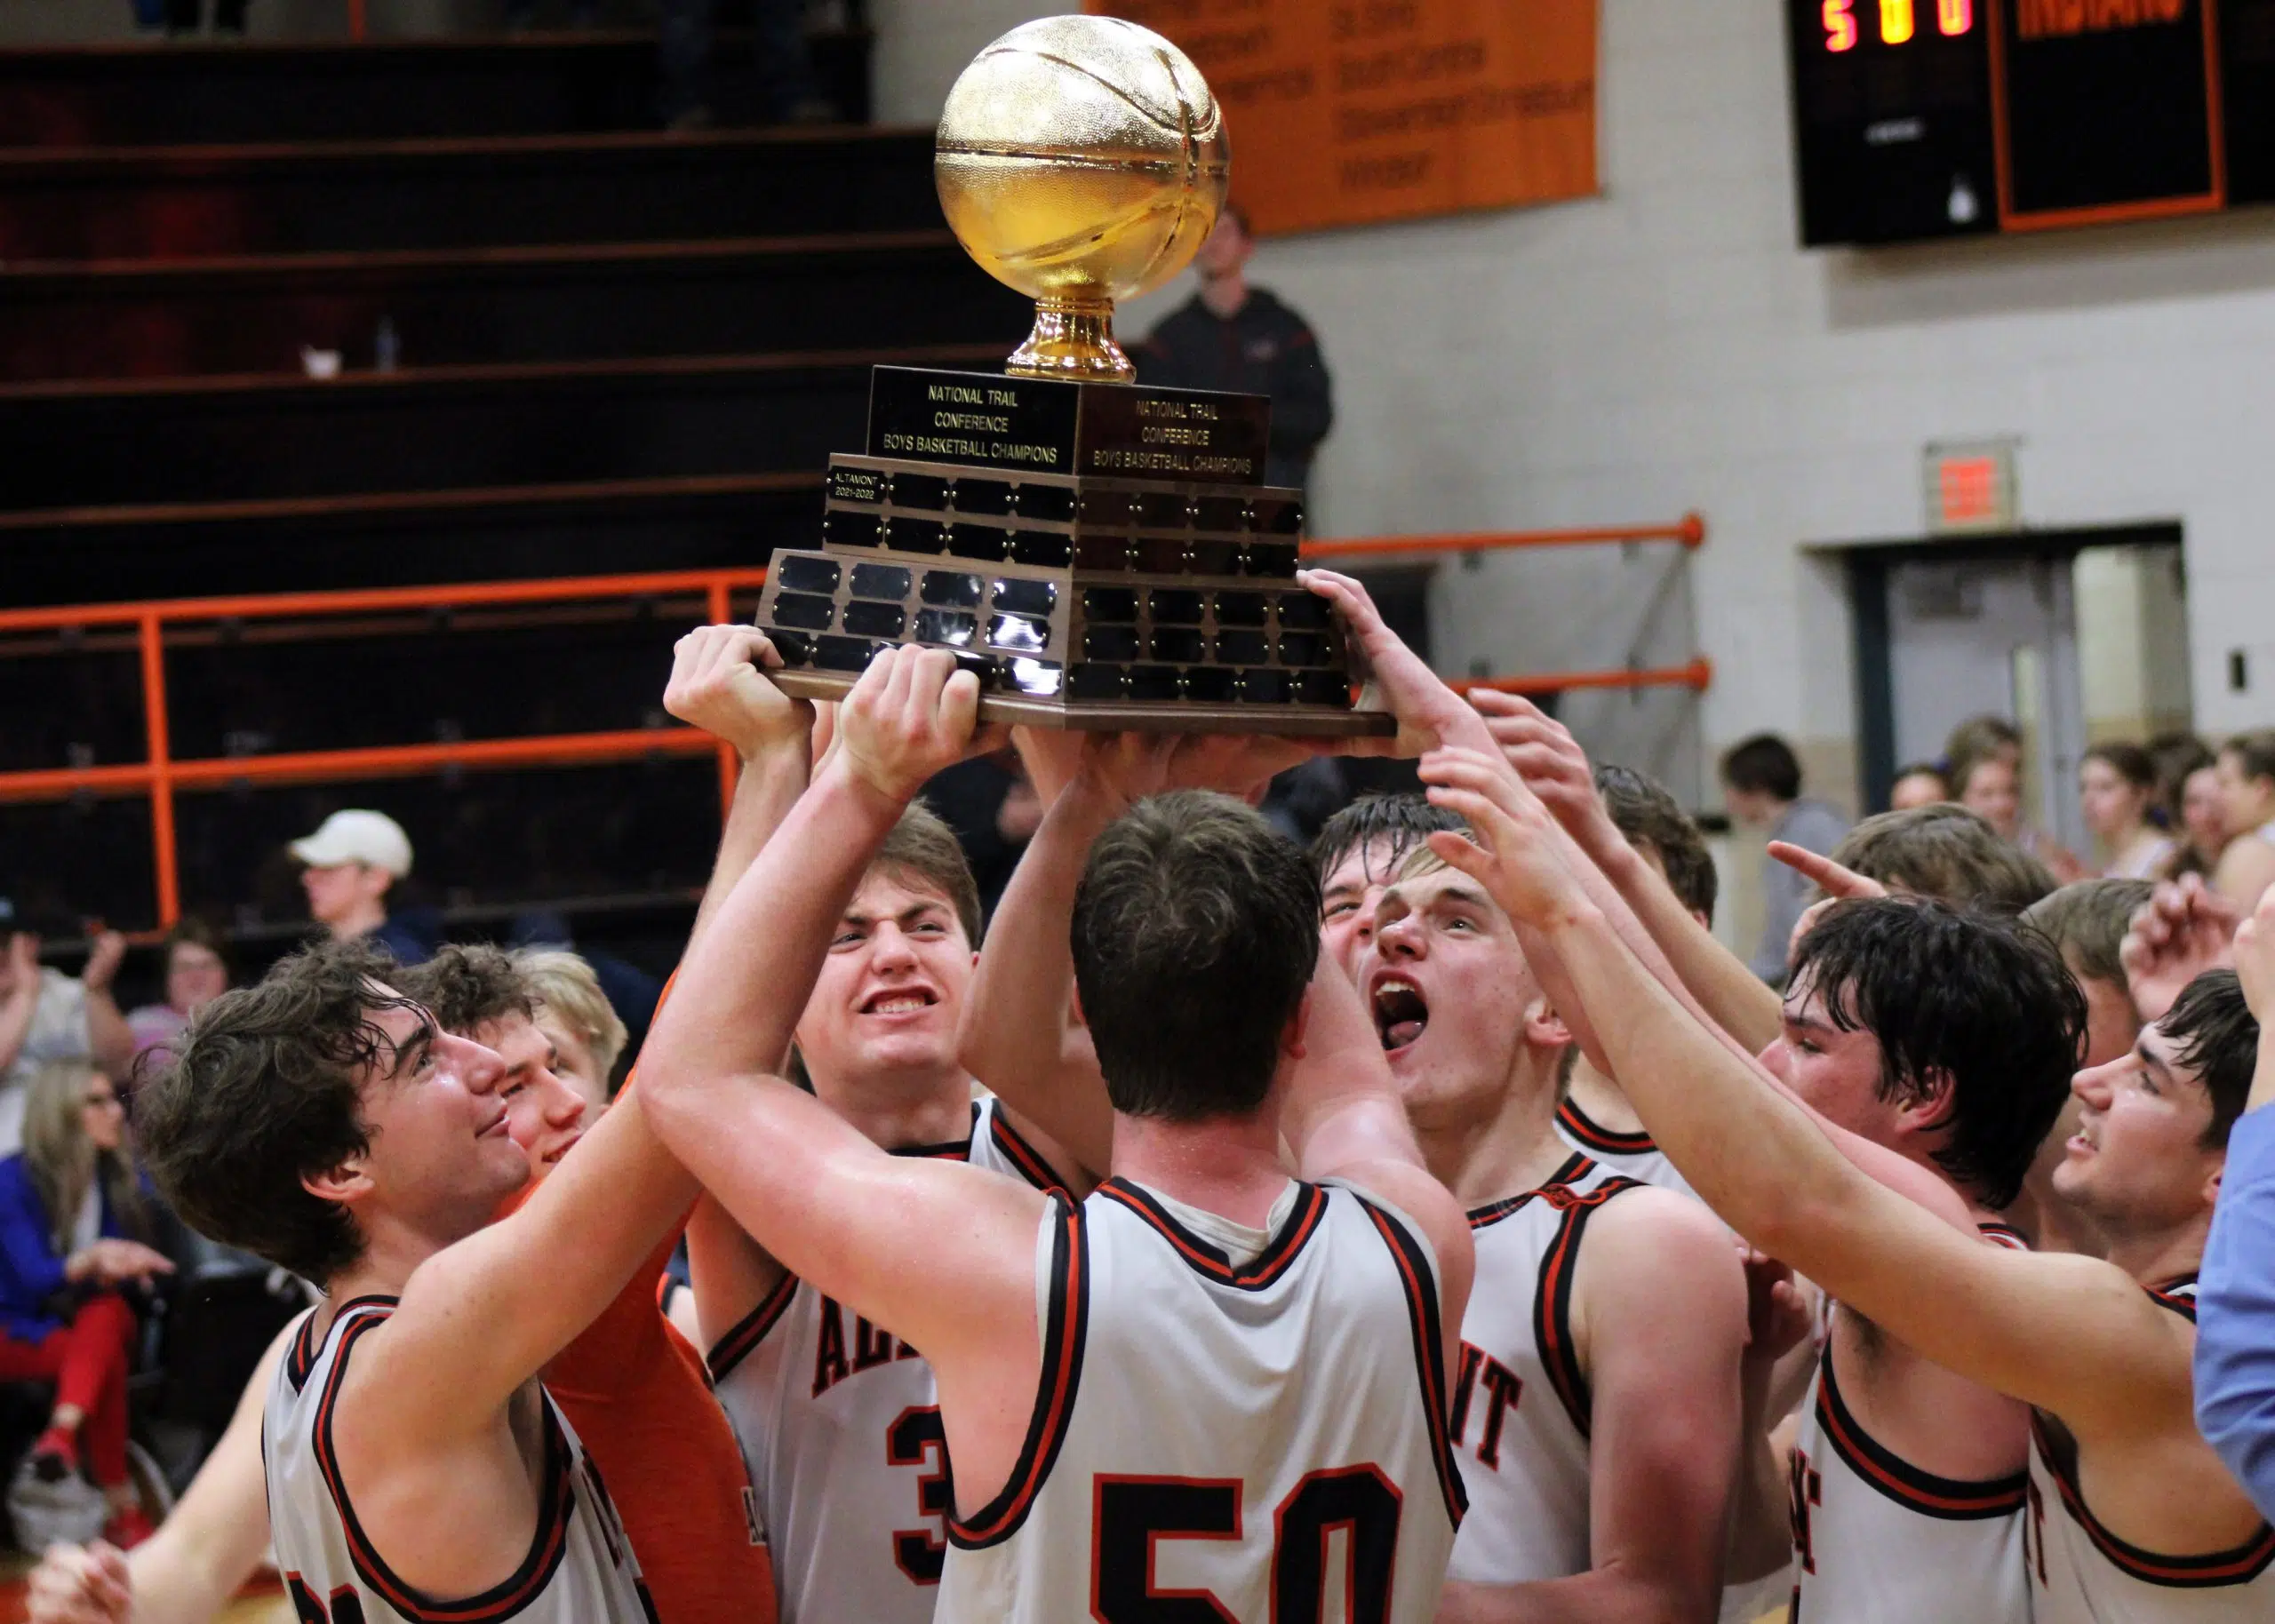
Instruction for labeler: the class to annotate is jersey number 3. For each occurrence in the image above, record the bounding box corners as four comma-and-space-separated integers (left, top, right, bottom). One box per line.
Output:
888, 1405, 950, 1585
1092, 1467, 1401, 1622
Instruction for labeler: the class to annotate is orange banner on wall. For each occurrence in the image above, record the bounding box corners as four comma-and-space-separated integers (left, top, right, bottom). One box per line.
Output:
1087, 0, 1599, 235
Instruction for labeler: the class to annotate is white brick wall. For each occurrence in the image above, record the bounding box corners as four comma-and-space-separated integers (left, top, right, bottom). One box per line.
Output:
1103, 0, 2275, 808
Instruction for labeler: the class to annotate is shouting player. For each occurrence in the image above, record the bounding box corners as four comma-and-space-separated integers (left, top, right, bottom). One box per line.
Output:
1422, 746, 2275, 1622
637, 644, 1474, 1624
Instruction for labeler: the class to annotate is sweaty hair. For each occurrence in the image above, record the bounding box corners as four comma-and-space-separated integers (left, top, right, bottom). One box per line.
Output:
393, 943, 531, 1037
2222, 729, 2275, 789
2161, 969, 2259, 1150
1595, 764, 1716, 924
878, 800, 983, 948
1312, 792, 1465, 886
1831, 805, 2056, 914
1789, 897, 2085, 1208
138, 938, 424, 1284
2083, 742, 2157, 793
1073, 792, 1321, 1122
1720, 735, 1802, 801
513, 949, 628, 1083
2023, 879, 2153, 990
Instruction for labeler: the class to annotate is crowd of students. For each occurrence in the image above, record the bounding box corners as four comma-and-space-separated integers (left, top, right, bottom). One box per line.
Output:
6, 574, 2274, 1624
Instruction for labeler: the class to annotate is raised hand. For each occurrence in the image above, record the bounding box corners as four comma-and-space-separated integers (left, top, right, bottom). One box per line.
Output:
26, 1541, 131, 1624
1415, 746, 1592, 928
1770, 844, 1889, 966
2226, 885, 2275, 1023
1298, 569, 1493, 759
1465, 689, 1625, 863
79, 931, 125, 996
663, 625, 810, 761
832, 646, 990, 804
2120, 873, 2239, 1024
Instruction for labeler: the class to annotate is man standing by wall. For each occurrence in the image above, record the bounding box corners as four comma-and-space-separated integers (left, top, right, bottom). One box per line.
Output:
1719, 735, 1849, 983
1136, 205, 1335, 493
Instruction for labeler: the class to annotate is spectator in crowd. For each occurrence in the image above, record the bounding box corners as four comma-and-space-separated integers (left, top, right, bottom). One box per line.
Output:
2173, 752, 2232, 880
1888, 760, 1949, 811
1134, 204, 1335, 492
123, 919, 229, 1075
0, 1061, 172, 1548
1717, 733, 1848, 981
2079, 742, 2177, 880
2199, 887, 2275, 1520
1947, 712, 2082, 877
2150, 731, 2214, 826
512, 946, 628, 1110
0, 904, 133, 1158
2212, 730, 2275, 911
290, 808, 430, 966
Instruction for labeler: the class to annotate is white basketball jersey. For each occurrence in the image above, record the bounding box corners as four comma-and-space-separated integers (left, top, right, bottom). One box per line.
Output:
265, 1298, 654, 1624
935, 1176, 1466, 1624
709, 1099, 1062, 1624
1447, 1152, 1634, 1583
1553, 1099, 1696, 1199
2026, 1279, 2275, 1623
1788, 1340, 2030, 1624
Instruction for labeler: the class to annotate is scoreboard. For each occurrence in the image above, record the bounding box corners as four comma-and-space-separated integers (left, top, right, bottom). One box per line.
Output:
1789, 0, 2275, 246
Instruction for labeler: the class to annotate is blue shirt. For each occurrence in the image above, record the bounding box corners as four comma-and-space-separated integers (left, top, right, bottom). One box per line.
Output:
2199, 1107, 2275, 1519
0, 1154, 125, 1341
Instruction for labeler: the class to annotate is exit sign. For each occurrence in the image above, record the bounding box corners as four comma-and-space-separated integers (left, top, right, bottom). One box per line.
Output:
1924, 439, 2017, 533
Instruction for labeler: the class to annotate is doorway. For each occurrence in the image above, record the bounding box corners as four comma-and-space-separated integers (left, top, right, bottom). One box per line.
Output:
1846, 524, 2191, 853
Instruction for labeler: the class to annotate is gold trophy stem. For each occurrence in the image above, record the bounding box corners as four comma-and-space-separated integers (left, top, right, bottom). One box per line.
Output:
1005, 291, 1134, 383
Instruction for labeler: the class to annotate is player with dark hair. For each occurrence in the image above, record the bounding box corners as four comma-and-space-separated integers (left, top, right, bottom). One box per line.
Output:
963, 734, 1751, 1624
133, 935, 682, 1622
1553, 764, 1717, 1192
1312, 792, 1467, 978
637, 645, 1473, 1624
1420, 743, 2275, 1623
36, 944, 774, 1624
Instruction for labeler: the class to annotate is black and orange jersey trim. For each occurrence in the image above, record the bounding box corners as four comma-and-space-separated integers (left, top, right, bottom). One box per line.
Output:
1815, 1348, 2026, 1520
1465, 1153, 1598, 1232
310, 1303, 582, 1622
946, 1194, 1089, 1550
1095, 1177, 1329, 1291
1359, 1196, 1468, 1525
2145, 1273, 2200, 1322
705, 1270, 798, 1383
1554, 1099, 1656, 1158
1531, 1177, 1640, 1437
986, 1104, 1070, 1195
2031, 1411, 2275, 1586
1976, 1221, 2031, 1252
287, 1296, 399, 1394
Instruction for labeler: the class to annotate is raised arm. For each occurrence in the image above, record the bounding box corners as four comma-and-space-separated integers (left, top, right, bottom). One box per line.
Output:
1420, 749, 2199, 1437
79, 933, 136, 1082
1468, 689, 1786, 1055
2197, 888, 2275, 1517
638, 649, 1047, 1382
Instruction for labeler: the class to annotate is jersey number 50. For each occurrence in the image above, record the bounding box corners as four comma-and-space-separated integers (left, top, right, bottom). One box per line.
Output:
1093, 1467, 1402, 1622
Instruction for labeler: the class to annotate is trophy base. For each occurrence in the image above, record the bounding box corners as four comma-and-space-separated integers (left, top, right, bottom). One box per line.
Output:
772, 670, 1396, 739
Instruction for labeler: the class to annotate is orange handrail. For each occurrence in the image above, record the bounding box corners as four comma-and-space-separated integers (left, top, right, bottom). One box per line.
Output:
0, 515, 1704, 930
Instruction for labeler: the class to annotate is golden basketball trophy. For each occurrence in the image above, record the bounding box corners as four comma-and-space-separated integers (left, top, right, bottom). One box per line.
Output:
754, 14, 1393, 736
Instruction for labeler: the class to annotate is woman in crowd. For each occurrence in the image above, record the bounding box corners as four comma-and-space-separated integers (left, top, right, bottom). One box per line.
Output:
1947, 713, 2084, 879
2170, 752, 2231, 879
2077, 742, 2175, 879
2212, 729, 2275, 909
1888, 760, 1949, 811
0, 1062, 172, 1548
123, 920, 229, 1075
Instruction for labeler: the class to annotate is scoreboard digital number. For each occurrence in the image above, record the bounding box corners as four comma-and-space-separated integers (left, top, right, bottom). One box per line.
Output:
1790, 0, 2275, 246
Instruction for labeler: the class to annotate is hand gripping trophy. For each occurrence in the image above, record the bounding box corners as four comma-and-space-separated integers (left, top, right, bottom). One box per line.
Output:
754, 13, 1392, 737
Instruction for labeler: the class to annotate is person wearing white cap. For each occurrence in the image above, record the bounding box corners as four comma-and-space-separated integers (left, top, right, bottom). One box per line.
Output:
289, 809, 427, 965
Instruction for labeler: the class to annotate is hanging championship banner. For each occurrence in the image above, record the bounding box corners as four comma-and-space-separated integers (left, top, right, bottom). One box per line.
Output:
1085, 0, 1599, 235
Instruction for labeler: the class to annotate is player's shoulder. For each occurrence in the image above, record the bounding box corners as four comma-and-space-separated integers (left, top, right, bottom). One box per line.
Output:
1575, 1182, 1740, 1293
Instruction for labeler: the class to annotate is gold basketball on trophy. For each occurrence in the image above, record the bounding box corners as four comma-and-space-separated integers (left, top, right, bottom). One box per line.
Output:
935, 13, 1230, 382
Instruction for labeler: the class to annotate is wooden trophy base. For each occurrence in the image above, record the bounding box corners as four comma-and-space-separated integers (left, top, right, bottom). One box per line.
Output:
773, 670, 1397, 738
